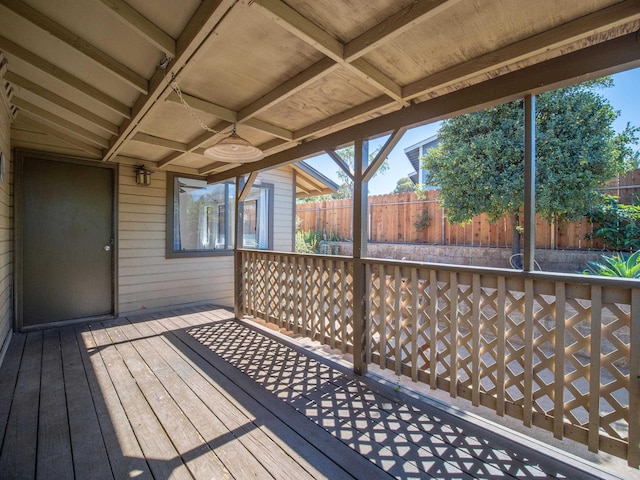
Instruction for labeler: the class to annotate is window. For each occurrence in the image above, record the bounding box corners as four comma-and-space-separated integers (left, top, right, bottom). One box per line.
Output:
166, 174, 272, 258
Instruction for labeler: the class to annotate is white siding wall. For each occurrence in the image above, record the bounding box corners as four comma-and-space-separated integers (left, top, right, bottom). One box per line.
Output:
118, 166, 295, 314
118, 167, 234, 314
0, 86, 13, 359
259, 169, 294, 252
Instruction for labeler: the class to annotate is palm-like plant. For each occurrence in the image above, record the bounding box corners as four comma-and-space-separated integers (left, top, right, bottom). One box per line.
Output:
583, 251, 640, 278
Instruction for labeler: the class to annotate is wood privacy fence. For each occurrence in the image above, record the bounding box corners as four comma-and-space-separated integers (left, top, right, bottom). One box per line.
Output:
296, 170, 640, 250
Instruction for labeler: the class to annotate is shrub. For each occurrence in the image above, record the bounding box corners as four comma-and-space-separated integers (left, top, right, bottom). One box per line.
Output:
583, 251, 640, 278
586, 195, 640, 251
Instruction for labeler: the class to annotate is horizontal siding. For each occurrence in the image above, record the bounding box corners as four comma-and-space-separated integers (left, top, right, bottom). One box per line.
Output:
118, 168, 233, 314
260, 169, 294, 252
0, 87, 13, 362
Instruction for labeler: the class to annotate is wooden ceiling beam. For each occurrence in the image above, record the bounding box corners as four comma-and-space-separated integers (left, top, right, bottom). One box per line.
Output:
0, 0, 148, 94
243, 118, 293, 141
165, 91, 293, 140
6, 71, 119, 136
251, 0, 343, 59
13, 97, 109, 148
198, 161, 228, 175
0, 35, 131, 118
403, 1, 640, 100
132, 132, 188, 152
166, 91, 236, 123
17, 114, 102, 157
343, 0, 461, 61
237, 57, 337, 122
103, 0, 237, 163
207, 31, 640, 184
292, 95, 394, 141
97, 0, 176, 56
249, 0, 405, 103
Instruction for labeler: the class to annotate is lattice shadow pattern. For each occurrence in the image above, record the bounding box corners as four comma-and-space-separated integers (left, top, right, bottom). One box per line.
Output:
189, 320, 585, 479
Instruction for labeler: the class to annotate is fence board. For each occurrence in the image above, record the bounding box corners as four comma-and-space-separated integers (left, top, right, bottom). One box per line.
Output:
296, 170, 639, 250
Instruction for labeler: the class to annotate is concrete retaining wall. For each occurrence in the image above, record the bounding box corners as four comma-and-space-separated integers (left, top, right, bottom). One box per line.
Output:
331, 242, 608, 273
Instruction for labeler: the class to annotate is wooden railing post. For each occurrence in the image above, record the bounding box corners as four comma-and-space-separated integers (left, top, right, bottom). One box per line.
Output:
234, 175, 245, 319
352, 138, 368, 375
523, 94, 536, 271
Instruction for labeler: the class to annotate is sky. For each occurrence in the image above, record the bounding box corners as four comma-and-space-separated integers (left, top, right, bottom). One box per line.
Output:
304, 67, 640, 196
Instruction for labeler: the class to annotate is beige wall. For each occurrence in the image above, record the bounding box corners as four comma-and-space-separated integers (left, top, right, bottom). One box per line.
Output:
261, 169, 294, 252
0, 84, 13, 359
118, 164, 294, 314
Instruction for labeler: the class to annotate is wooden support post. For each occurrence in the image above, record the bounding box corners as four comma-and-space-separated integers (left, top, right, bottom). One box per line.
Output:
352, 138, 369, 375
234, 175, 245, 319
523, 94, 536, 272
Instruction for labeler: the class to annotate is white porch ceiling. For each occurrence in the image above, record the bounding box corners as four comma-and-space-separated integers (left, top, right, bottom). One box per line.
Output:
1, 0, 639, 178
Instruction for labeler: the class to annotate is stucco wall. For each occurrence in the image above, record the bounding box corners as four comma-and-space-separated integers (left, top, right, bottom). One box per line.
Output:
0, 80, 14, 360
118, 165, 294, 314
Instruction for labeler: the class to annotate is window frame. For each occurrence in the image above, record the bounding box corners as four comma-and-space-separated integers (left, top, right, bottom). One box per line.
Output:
166, 173, 274, 259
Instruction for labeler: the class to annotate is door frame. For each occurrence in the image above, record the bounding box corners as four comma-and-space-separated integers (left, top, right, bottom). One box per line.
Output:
14, 149, 119, 331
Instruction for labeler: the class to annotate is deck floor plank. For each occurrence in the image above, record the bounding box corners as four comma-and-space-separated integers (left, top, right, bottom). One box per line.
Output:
59, 327, 113, 480
116, 315, 276, 480
37, 329, 74, 480
89, 323, 193, 480
135, 312, 324, 480
0, 333, 26, 450
102, 319, 227, 480
75, 324, 153, 480
171, 315, 394, 480
0, 305, 622, 480
0, 331, 42, 480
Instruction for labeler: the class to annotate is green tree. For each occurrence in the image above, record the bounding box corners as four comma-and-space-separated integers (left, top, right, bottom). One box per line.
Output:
422, 78, 639, 257
393, 177, 415, 193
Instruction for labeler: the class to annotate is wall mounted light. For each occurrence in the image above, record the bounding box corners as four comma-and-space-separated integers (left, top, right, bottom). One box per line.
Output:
135, 165, 151, 186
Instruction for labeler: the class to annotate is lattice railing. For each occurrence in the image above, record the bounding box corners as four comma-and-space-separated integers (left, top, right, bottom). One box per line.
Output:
241, 250, 354, 353
240, 250, 639, 466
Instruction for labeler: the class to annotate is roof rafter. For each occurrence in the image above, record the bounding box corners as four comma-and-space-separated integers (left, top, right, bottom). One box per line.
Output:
17, 114, 102, 157
6, 71, 119, 136
343, 0, 462, 61
132, 132, 188, 152
13, 97, 110, 148
165, 92, 293, 140
97, 0, 176, 56
250, 0, 406, 103
207, 31, 640, 184
0, 35, 131, 118
102, 0, 237, 163
0, 0, 148, 94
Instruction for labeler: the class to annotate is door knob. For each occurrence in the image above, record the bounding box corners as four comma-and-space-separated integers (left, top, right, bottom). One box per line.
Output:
104, 245, 111, 252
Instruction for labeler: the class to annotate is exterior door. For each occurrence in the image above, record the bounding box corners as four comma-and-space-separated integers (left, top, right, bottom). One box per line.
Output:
18, 153, 115, 328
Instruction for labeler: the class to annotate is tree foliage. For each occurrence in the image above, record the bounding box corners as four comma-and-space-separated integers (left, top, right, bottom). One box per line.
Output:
422, 79, 639, 251
393, 176, 415, 193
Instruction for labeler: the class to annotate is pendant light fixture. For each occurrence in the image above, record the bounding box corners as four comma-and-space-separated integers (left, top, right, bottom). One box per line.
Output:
163, 69, 264, 164
203, 125, 264, 163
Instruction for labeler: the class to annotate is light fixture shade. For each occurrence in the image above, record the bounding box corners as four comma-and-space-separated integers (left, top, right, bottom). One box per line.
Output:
203, 130, 264, 163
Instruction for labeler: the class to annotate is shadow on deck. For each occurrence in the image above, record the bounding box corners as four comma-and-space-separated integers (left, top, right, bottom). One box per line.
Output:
0, 305, 622, 479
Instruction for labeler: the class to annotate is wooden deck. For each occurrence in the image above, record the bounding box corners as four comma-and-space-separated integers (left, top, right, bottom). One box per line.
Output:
0, 305, 621, 479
